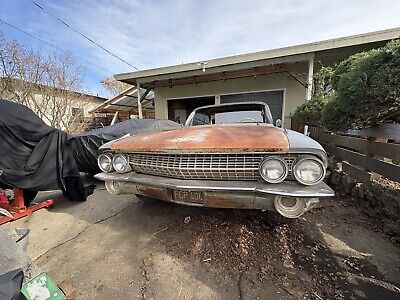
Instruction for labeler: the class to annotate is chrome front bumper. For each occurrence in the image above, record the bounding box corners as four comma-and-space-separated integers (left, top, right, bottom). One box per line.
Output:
95, 172, 334, 214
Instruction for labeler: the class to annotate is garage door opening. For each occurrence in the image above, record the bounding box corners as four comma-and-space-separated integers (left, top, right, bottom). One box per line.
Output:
167, 96, 215, 125
221, 90, 284, 123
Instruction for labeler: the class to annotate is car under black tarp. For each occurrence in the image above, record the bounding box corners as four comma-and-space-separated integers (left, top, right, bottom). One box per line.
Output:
0, 99, 182, 202
0, 99, 87, 202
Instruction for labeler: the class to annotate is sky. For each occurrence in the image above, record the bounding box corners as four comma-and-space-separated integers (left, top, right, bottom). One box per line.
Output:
1, 0, 399, 98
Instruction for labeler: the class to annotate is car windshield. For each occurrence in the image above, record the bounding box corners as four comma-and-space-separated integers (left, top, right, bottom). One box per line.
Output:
189, 103, 270, 126
192, 110, 264, 125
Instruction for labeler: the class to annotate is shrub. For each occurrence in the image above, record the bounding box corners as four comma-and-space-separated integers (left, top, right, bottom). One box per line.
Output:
314, 66, 335, 97
292, 66, 334, 126
322, 40, 400, 131
292, 94, 333, 126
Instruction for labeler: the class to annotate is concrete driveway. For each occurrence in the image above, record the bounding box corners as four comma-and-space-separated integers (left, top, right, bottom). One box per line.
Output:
3, 183, 400, 299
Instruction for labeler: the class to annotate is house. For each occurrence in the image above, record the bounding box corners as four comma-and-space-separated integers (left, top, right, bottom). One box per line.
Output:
114, 27, 400, 128
0, 78, 106, 132
90, 86, 155, 128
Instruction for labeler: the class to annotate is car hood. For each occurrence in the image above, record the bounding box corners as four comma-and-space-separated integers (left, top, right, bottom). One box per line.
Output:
109, 124, 289, 153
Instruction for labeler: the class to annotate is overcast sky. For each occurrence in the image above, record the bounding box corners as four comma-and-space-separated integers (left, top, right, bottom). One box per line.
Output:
1, 0, 399, 97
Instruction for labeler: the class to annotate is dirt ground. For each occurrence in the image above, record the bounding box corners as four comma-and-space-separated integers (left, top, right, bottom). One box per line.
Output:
3, 183, 400, 299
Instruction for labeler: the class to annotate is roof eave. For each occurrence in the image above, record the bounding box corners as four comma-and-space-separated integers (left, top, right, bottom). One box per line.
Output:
115, 27, 400, 85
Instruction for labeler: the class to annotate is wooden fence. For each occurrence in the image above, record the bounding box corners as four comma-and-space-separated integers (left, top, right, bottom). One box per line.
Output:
309, 124, 400, 184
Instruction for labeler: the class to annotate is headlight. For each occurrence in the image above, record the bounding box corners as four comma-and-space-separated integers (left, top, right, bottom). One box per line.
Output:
98, 153, 113, 172
112, 154, 131, 173
293, 156, 325, 185
259, 156, 288, 183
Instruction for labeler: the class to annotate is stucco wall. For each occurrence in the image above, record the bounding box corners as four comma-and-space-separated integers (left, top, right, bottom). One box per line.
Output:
31, 93, 103, 128
80, 97, 105, 117
3, 91, 104, 131
154, 62, 307, 128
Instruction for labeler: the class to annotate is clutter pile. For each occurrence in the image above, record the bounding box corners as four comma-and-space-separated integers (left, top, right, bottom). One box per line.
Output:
0, 228, 67, 300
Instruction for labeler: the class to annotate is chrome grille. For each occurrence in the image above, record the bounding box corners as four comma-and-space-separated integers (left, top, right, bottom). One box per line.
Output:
129, 153, 297, 181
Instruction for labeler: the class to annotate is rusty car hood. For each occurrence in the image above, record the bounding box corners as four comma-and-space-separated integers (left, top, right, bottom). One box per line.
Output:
110, 124, 289, 153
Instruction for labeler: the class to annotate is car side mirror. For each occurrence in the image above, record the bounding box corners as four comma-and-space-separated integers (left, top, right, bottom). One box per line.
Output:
275, 119, 282, 128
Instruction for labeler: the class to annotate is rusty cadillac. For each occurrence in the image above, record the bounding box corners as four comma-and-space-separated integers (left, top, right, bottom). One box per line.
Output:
95, 102, 334, 219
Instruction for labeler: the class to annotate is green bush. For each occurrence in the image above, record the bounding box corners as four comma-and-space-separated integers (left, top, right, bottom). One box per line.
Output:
292, 94, 332, 126
322, 40, 400, 131
314, 66, 335, 97
292, 66, 334, 126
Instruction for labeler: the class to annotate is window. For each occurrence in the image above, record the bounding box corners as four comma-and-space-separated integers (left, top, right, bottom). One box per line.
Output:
167, 96, 215, 125
71, 107, 84, 117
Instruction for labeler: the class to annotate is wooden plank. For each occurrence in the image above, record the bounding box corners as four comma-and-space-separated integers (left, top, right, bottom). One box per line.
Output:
320, 132, 366, 153
367, 157, 400, 183
346, 124, 400, 140
342, 162, 371, 183
318, 132, 335, 144
110, 111, 119, 125
308, 126, 320, 139
322, 143, 367, 167
368, 142, 400, 160
322, 143, 400, 182
328, 134, 366, 151
319, 133, 400, 160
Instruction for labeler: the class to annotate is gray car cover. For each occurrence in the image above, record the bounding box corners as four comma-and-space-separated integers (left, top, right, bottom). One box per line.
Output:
70, 118, 182, 174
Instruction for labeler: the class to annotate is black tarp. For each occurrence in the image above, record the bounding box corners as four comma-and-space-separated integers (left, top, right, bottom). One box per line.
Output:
70, 118, 182, 174
0, 100, 87, 201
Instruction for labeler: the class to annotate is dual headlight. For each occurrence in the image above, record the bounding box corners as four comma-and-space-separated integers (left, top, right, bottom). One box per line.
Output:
97, 153, 131, 174
259, 155, 325, 185
259, 157, 288, 184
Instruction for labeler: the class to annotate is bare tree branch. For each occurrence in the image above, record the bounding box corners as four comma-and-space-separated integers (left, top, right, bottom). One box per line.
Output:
101, 76, 131, 96
0, 30, 88, 133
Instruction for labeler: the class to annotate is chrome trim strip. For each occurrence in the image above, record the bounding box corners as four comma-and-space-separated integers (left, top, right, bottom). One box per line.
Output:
95, 172, 335, 197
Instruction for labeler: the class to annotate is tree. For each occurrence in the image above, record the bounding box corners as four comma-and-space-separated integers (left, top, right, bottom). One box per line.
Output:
101, 76, 131, 96
322, 40, 400, 131
0, 31, 87, 133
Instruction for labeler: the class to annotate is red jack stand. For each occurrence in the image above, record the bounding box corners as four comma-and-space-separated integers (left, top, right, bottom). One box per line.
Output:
0, 188, 55, 225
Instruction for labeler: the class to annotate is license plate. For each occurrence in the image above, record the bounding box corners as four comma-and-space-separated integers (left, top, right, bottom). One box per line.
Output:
172, 190, 204, 204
